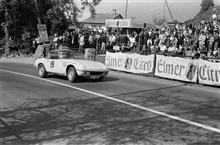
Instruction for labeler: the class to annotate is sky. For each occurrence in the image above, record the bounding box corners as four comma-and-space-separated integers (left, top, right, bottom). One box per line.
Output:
94, 0, 220, 12
77, 0, 220, 22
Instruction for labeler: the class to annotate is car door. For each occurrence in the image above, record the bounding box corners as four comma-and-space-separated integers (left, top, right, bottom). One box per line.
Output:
54, 51, 68, 74
47, 51, 59, 73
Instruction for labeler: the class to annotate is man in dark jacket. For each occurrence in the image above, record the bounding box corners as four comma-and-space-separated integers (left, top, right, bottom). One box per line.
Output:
139, 30, 145, 51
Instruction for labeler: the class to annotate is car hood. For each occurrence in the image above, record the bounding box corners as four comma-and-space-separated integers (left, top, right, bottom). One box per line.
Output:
71, 59, 108, 71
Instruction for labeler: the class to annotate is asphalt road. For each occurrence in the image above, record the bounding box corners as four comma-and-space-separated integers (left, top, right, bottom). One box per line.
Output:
0, 62, 220, 145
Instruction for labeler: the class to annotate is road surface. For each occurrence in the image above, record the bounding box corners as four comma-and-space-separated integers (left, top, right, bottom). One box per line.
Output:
0, 62, 220, 145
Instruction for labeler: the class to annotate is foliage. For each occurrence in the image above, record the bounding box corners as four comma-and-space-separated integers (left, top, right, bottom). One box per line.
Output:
44, 5, 69, 35
152, 15, 167, 25
191, 5, 220, 25
200, 0, 215, 11
0, 0, 102, 57
81, 0, 102, 18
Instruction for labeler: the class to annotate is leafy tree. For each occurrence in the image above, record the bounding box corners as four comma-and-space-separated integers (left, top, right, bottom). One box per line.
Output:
200, 0, 215, 11
0, 0, 102, 56
152, 15, 167, 25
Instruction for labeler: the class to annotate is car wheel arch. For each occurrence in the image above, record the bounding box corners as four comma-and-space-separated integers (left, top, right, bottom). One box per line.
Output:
38, 63, 47, 78
66, 65, 77, 75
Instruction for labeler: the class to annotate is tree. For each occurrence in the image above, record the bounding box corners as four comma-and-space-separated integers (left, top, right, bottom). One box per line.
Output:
152, 15, 167, 26
0, 0, 102, 56
200, 0, 215, 11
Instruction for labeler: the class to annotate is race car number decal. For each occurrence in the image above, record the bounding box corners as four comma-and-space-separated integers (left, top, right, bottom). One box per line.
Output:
63, 61, 68, 67
50, 61, 55, 68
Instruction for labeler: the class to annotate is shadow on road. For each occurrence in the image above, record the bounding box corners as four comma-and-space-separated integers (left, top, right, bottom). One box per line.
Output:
1, 86, 220, 145
46, 74, 119, 83
1, 97, 165, 145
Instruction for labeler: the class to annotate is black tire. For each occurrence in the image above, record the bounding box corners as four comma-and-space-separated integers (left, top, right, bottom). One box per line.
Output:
67, 67, 77, 83
38, 64, 47, 78
98, 76, 104, 81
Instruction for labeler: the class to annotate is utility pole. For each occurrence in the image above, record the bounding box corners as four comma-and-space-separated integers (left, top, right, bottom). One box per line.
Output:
164, 0, 174, 22
34, 0, 41, 24
163, 0, 166, 19
125, 0, 128, 19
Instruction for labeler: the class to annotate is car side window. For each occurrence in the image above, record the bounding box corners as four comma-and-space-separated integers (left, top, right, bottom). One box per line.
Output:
50, 51, 59, 59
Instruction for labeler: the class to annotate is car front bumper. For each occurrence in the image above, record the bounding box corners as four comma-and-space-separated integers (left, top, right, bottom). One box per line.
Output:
77, 70, 108, 78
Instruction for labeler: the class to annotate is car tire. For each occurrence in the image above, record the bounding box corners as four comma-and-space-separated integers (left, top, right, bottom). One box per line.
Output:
98, 76, 104, 81
38, 64, 47, 78
67, 67, 77, 83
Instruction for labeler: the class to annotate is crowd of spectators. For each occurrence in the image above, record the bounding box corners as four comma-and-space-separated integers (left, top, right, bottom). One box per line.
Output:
36, 16, 220, 63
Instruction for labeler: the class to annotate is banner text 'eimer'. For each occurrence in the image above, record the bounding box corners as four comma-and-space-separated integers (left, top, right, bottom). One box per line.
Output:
106, 55, 152, 71
157, 59, 185, 76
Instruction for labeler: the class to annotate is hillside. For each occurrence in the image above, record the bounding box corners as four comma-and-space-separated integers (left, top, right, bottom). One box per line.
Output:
190, 5, 220, 25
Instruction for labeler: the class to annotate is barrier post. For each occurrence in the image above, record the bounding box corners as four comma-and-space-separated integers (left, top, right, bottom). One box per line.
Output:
152, 49, 157, 77
196, 65, 199, 84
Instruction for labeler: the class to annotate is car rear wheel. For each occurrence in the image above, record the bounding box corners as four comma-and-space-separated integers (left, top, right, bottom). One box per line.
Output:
67, 67, 77, 83
38, 64, 47, 78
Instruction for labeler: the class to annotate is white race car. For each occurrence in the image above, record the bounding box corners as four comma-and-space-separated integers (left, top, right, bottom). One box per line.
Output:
34, 49, 109, 82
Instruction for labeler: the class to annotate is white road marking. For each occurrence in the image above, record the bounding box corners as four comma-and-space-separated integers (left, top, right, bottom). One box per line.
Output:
1, 69, 220, 134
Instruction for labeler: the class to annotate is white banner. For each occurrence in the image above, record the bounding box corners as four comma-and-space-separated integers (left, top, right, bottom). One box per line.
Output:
37, 24, 49, 42
155, 55, 198, 82
105, 19, 144, 28
106, 19, 131, 28
105, 52, 154, 74
196, 59, 220, 86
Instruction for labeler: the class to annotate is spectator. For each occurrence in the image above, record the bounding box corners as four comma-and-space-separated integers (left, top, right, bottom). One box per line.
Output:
79, 32, 85, 53
139, 30, 145, 51
121, 32, 129, 51
198, 31, 206, 51
208, 32, 214, 52
100, 32, 107, 53
128, 33, 136, 51
88, 32, 95, 48
53, 33, 59, 49
213, 31, 219, 51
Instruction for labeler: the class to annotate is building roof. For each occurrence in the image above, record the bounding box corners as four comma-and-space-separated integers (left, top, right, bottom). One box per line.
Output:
81, 13, 123, 24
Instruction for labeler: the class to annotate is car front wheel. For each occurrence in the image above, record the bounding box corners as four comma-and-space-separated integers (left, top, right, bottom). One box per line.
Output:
98, 76, 104, 81
38, 64, 47, 78
67, 67, 77, 83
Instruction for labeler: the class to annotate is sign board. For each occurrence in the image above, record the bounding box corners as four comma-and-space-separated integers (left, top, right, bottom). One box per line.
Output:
105, 51, 154, 74
37, 24, 49, 42
106, 19, 144, 28
106, 19, 131, 28
155, 55, 198, 82
196, 59, 220, 86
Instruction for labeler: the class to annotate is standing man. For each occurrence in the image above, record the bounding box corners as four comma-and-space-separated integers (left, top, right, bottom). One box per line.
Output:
79, 32, 85, 53
139, 30, 145, 51
89, 32, 95, 48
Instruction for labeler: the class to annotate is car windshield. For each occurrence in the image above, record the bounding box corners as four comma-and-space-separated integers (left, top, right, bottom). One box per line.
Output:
60, 51, 85, 60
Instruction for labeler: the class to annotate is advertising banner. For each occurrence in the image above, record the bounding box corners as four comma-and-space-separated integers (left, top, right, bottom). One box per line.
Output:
105, 52, 154, 74
196, 60, 220, 86
105, 19, 144, 28
37, 24, 49, 42
106, 19, 131, 28
155, 55, 198, 82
